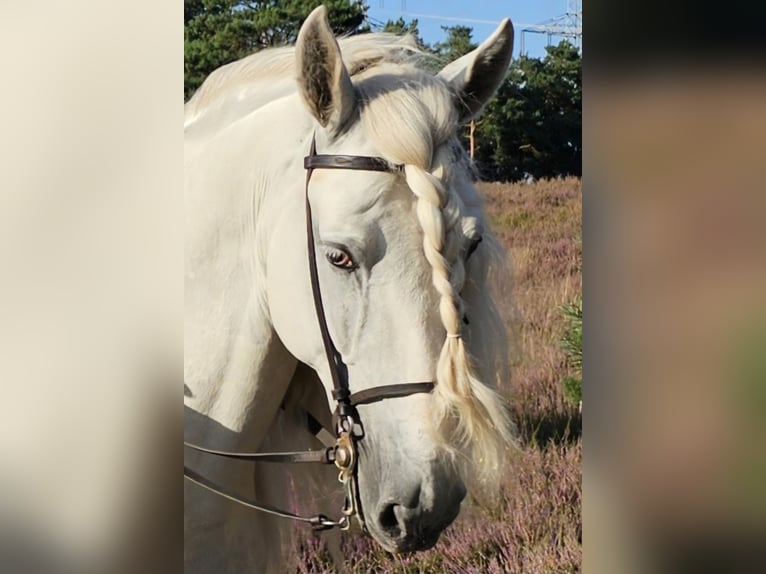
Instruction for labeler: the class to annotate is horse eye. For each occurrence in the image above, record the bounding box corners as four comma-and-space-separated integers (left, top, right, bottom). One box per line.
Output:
326, 248, 355, 270
466, 236, 483, 260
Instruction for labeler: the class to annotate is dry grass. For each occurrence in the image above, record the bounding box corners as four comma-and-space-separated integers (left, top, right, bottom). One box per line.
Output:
294, 177, 583, 573
483, 178, 582, 445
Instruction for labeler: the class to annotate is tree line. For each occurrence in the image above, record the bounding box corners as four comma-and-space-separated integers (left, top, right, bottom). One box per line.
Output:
185, 1, 581, 182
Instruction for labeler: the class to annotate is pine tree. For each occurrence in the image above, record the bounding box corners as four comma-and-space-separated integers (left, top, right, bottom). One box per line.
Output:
433, 25, 477, 62
474, 41, 582, 181
184, 1, 368, 100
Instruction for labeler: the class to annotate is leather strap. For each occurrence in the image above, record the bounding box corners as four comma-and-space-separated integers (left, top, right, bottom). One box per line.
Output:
304, 133, 411, 414
349, 382, 435, 407
305, 154, 403, 174
305, 136, 348, 407
184, 441, 334, 464
183, 466, 343, 531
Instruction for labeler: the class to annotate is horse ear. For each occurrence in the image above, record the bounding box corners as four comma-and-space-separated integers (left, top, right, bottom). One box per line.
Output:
295, 6, 356, 133
437, 18, 514, 123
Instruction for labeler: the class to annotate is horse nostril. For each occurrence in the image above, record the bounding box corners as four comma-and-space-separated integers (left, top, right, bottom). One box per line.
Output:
378, 503, 401, 536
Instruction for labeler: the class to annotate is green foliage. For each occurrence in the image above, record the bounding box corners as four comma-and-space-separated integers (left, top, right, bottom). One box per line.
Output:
185, 10, 581, 182
559, 295, 582, 407
379, 17, 428, 50
184, 0, 368, 100
562, 376, 582, 407
560, 298, 582, 371
432, 25, 477, 61
381, 16, 418, 36
474, 41, 582, 181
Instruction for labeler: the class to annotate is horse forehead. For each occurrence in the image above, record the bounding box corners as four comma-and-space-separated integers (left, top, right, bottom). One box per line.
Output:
310, 169, 405, 218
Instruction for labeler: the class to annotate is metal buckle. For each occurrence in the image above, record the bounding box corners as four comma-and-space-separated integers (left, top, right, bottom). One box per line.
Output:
334, 432, 355, 478
337, 414, 364, 438
310, 514, 349, 532
333, 418, 359, 530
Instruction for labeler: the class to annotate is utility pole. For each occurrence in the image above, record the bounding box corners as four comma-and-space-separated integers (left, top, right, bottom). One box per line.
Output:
469, 120, 475, 160
520, 0, 582, 56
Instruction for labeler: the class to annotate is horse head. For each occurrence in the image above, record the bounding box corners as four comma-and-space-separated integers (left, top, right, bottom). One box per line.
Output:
262, 6, 515, 552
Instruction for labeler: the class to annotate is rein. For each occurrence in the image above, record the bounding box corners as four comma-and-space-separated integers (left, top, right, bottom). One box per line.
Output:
184, 133, 434, 531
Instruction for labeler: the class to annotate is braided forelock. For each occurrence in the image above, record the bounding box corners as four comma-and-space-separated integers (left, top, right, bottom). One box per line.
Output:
357, 70, 514, 497
403, 155, 514, 496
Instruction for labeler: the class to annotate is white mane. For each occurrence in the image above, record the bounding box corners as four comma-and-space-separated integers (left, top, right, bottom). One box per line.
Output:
184, 33, 423, 133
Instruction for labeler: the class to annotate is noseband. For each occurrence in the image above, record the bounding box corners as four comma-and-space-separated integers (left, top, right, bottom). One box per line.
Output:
184, 133, 434, 531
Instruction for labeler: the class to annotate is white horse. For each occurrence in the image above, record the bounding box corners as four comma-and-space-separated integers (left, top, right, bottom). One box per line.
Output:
184, 6, 515, 572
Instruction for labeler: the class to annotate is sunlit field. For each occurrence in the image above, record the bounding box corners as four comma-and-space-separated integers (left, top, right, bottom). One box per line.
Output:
294, 177, 583, 574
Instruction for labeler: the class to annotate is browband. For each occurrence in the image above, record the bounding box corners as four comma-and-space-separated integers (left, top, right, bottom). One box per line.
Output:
304, 154, 403, 174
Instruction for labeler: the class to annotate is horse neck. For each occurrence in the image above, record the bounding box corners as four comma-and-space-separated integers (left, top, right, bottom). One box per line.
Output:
184, 103, 310, 573
185, 98, 309, 445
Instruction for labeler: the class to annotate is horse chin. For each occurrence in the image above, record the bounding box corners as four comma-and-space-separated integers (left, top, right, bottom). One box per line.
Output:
366, 526, 442, 555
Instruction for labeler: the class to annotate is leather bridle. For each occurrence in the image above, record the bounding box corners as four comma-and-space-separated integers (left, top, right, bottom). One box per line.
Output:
184, 133, 435, 531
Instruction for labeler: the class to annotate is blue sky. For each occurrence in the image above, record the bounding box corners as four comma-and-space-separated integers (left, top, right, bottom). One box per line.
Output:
366, 0, 571, 59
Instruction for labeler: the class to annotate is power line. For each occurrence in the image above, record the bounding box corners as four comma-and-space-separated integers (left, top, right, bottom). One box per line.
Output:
371, 8, 534, 30
372, 1, 582, 55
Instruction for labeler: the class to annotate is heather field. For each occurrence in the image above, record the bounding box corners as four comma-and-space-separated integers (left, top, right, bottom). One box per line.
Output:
295, 177, 583, 573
